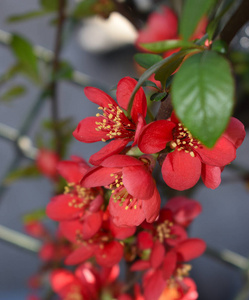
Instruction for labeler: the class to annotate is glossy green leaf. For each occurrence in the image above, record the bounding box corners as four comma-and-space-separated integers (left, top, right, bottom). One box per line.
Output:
141, 39, 199, 53
150, 92, 168, 102
10, 34, 39, 82
0, 85, 26, 102
7, 10, 49, 22
172, 50, 234, 148
180, 0, 216, 40
141, 80, 160, 90
134, 53, 163, 69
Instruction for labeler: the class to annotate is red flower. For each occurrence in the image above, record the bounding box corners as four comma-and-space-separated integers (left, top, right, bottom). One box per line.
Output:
36, 148, 60, 180
81, 154, 161, 227
65, 215, 136, 267
46, 157, 104, 240
73, 77, 147, 165
138, 113, 245, 190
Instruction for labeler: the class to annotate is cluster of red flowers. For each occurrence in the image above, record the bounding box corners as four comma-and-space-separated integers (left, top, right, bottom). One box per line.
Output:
33, 5, 246, 300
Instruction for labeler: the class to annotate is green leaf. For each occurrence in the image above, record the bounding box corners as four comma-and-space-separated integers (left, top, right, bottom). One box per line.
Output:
180, 0, 216, 40
211, 40, 228, 54
141, 39, 199, 53
0, 85, 27, 102
128, 50, 192, 115
40, 0, 60, 11
150, 92, 168, 102
23, 208, 46, 224
141, 80, 160, 89
4, 164, 40, 185
72, 0, 115, 18
52, 61, 74, 81
172, 51, 234, 148
7, 10, 49, 22
10, 34, 39, 82
134, 53, 163, 69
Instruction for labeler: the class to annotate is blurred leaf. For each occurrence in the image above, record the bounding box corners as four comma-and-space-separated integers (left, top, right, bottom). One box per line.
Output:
0, 64, 23, 84
10, 34, 39, 83
141, 80, 160, 89
72, 0, 115, 18
40, 0, 60, 11
211, 40, 228, 54
180, 0, 216, 40
172, 50, 234, 148
52, 61, 74, 81
0, 85, 27, 102
7, 10, 49, 22
4, 164, 40, 185
23, 208, 46, 223
140, 40, 199, 53
150, 92, 168, 102
134, 53, 163, 69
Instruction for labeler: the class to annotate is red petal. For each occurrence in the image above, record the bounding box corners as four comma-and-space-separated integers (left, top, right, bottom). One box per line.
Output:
59, 219, 82, 243
73, 117, 108, 143
143, 269, 166, 300
89, 194, 104, 212
196, 136, 236, 166
84, 86, 116, 107
57, 160, 86, 183
223, 117, 245, 149
201, 164, 221, 189
65, 245, 94, 265
142, 187, 161, 223
175, 238, 206, 262
50, 269, 75, 292
150, 241, 165, 269
166, 225, 188, 247
81, 211, 103, 239
95, 241, 123, 267
137, 231, 154, 250
123, 165, 155, 199
46, 194, 81, 221
109, 197, 145, 227
89, 139, 129, 166
81, 166, 121, 188
162, 251, 177, 280
101, 154, 143, 168
138, 120, 175, 154
116, 77, 147, 123
109, 218, 136, 239
130, 260, 151, 271
162, 151, 201, 191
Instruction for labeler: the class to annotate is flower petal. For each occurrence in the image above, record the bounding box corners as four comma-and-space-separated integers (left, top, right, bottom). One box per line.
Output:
89, 139, 129, 166
84, 86, 116, 107
95, 240, 123, 267
130, 260, 151, 271
57, 161, 86, 183
223, 117, 245, 149
123, 165, 155, 199
143, 269, 166, 300
142, 187, 161, 223
116, 77, 147, 123
81, 166, 121, 188
162, 151, 201, 191
73, 117, 108, 143
109, 219, 136, 239
138, 120, 175, 154
150, 240, 165, 269
162, 251, 177, 280
201, 164, 221, 189
175, 238, 206, 261
101, 154, 143, 168
196, 136, 236, 166
46, 194, 81, 221
65, 245, 94, 265
50, 269, 75, 293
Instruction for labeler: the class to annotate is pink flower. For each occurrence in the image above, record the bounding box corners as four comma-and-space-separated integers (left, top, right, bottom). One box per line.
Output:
73, 77, 147, 165
81, 154, 161, 227
138, 112, 245, 190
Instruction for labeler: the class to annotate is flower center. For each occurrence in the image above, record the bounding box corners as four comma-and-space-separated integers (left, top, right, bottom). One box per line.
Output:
95, 103, 136, 141
64, 182, 96, 209
109, 172, 140, 211
175, 264, 192, 279
156, 220, 174, 242
170, 123, 201, 157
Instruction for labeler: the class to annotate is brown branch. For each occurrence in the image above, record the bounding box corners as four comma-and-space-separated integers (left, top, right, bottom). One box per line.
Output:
50, 0, 66, 157
220, 0, 249, 45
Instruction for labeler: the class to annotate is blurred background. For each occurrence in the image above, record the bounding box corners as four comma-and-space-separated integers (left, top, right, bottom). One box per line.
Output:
0, 0, 249, 299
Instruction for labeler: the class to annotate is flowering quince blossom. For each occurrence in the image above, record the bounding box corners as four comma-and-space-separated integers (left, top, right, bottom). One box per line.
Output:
46, 156, 104, 240
73, 76, 147, 165
81, 154, 161, 227
64, 212, 136, 267
36, 148, 60, 180
138, 112, 246, 190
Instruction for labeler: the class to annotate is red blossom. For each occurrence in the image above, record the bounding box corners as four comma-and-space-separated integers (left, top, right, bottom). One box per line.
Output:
73, 77, 147, 165
36, 148, 60, 180
138, 113, 245, 190
81, 154, 161, 227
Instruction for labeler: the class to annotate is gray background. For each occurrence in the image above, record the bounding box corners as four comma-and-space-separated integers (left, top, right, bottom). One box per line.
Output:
0, 1, 249, 299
